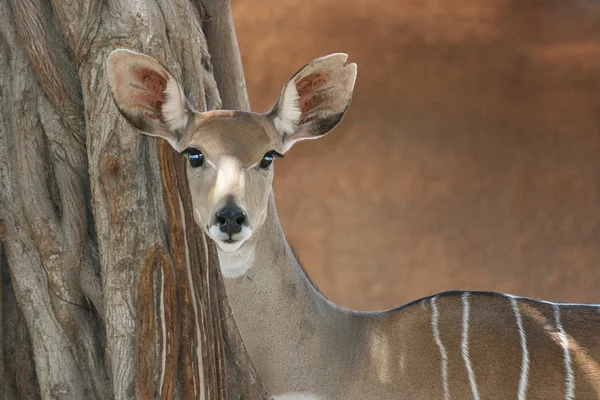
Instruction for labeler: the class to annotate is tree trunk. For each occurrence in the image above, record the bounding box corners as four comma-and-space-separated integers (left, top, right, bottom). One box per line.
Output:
0, 0, 267, 398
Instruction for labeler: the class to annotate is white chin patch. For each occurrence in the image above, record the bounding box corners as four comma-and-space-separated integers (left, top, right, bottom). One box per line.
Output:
208, 225, 252, 253
214, 235, 256, 278
215, 240, 244, 253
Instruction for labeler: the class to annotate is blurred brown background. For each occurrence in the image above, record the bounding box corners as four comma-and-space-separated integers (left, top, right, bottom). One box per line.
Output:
231, 0, 600, 311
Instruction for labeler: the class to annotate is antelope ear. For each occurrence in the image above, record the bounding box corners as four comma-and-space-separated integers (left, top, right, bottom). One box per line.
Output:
106, 49, 191, 152
267, 53, 357, 152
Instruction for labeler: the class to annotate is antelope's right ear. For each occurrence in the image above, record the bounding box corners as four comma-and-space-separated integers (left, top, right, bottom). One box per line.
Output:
106, 49, 191, 152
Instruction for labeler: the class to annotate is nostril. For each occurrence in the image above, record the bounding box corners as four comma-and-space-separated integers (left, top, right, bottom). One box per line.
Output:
215, 206, 247, 235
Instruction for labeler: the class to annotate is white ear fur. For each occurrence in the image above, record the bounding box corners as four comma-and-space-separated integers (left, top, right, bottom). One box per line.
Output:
162, 77, 188, 132
273, 83, 302, 135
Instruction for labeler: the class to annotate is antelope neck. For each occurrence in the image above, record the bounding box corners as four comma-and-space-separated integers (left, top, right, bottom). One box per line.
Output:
215, 192, 362, 393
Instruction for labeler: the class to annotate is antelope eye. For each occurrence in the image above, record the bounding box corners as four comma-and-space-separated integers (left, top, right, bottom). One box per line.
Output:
260, 153, 274, 169
186, 148, 204, 168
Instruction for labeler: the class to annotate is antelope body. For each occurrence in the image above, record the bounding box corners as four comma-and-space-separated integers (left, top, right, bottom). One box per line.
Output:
107, 49, 600, 399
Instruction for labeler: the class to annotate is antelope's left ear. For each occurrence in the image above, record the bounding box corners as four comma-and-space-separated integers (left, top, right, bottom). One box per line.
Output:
267, 53, 357, 152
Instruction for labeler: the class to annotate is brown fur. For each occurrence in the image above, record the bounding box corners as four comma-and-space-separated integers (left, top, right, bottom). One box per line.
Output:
131, 67, 167, 115
189, 112, 277, 165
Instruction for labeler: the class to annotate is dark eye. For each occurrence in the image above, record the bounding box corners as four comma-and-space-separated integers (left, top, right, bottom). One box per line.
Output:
186, 148, 204, 168
260, 153, 274, 169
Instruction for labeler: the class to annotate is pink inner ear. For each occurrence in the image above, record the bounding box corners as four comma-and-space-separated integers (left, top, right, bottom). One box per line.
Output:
130, 67, 167, 121
295, 72, 331, 124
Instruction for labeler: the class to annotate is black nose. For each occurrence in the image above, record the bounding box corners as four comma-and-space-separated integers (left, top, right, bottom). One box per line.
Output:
215, 206, 247, 235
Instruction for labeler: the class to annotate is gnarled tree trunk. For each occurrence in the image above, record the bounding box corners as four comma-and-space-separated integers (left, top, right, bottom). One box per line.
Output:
0, 0, 266, 398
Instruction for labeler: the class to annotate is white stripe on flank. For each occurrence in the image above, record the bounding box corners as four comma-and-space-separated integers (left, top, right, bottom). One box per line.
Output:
554, 305, 575, 400
510, 296, 529, 400
461, 293, 480, 400
431, 296, 450, 400
482, 293, 600, 308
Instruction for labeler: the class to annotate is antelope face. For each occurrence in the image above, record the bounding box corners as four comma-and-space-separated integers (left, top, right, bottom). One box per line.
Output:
106, 49, 356, 252
182, 112, 280, 251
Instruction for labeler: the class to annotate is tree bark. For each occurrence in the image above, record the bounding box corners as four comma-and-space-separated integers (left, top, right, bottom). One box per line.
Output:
0, 0, 267, 398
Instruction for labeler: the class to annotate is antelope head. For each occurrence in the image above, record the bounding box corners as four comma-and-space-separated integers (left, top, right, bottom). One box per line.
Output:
106, 49, 356, 252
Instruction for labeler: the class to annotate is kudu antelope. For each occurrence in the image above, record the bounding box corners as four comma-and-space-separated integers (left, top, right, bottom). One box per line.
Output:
107, 49, 600, 399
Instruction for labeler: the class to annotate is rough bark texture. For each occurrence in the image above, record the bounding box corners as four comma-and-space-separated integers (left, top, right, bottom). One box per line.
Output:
0, 0, 266, 398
